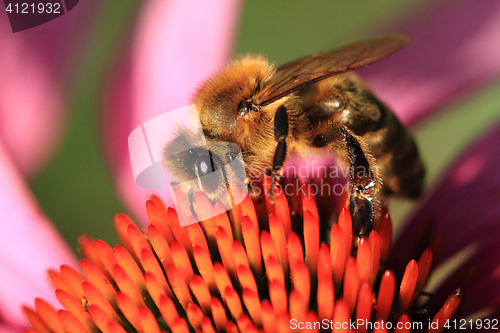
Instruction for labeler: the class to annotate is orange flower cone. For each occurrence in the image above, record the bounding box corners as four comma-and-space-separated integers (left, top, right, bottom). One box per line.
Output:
23, 179, 461, 333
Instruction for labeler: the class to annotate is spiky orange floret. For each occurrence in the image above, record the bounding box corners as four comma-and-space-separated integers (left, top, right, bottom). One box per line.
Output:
24, 181, 460, 333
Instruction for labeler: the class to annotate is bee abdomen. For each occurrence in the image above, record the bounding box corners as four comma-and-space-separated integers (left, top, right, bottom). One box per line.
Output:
364, 103, 425, 198
308, 75, 425, 198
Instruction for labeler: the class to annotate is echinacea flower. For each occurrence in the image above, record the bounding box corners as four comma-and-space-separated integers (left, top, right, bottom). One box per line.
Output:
22, 180, 463, 333
99, 1, 500, 326
94, 1, 500, 326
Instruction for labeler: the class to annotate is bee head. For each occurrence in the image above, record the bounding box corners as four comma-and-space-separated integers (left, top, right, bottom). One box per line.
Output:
194, 55, 273, 134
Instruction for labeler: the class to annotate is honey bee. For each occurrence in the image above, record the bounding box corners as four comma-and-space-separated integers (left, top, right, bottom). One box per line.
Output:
164, 35, 425, 236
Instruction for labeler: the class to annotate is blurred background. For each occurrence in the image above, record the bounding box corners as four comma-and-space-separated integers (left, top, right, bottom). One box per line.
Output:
4, 0, 498, 251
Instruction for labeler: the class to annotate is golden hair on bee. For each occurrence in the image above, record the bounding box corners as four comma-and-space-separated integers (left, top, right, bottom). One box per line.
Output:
194, 55, 274, 134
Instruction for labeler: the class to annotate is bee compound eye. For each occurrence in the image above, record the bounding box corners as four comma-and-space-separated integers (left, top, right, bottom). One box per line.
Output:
237, 100, 251, 117
196, 152, 222, 193
196, 152, 214, 177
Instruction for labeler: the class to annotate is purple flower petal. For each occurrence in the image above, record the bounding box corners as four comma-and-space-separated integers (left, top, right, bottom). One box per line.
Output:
0, 1, 97, 177
358, 0, 500, 126
103, 0, 242, 223
393, 121, 500, 318
0, 140, 77, 326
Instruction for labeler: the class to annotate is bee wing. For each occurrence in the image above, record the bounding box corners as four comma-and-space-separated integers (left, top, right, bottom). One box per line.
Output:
255, 34, 408, 107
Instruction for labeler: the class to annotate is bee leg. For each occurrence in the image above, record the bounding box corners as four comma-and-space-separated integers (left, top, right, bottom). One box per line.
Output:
269, 105, 289, 199
342, 127, 380, 237
270, 141, 287, 198
187, 192, 199, 221
313, 126, 381, 237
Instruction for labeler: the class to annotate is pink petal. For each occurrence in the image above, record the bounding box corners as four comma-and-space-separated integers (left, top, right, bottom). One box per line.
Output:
0, 1, 97, 177
0, 140, 77, 326
103, 0, 242, 223
0, 324, 23, 333
358, 0, 500, 125
393, 121, 500, 318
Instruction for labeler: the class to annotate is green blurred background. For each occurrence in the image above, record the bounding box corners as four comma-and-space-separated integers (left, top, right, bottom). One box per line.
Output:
29, 0, 500, 251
